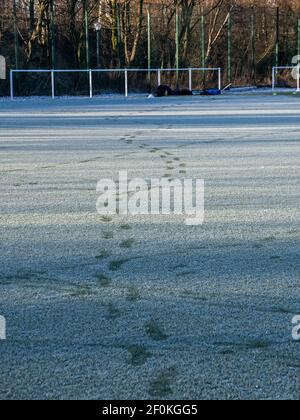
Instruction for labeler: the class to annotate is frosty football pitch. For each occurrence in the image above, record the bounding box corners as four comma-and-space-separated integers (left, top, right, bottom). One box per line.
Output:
0, 93, 299, 400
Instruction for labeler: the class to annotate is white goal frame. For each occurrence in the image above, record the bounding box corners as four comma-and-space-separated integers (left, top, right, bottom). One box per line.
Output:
272, 66, 300, 93
9, 67, 222, 100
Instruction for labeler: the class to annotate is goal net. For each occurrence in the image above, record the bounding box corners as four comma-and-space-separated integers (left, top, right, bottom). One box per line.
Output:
272, 66, 300, 93
10, 68, 222, 99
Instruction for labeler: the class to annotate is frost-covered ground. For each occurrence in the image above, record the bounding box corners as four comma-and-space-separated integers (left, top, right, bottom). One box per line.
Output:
0, 94, 299, 400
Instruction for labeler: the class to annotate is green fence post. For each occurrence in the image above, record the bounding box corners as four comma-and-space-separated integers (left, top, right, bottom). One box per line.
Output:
227, 12, 231, 84
50, 0, 56, 69
298, 18, 300, 59
84, 0, 90, 69
117, 2, 122, 67
275, 7, 280, 68
13, 0, 19, 69
175, 7, 179, 83
251, 11, 256, 85
201, 14, 205, 69
147, 9, 151, 82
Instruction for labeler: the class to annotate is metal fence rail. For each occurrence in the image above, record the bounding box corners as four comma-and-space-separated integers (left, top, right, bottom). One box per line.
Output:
10, 67, 222, 100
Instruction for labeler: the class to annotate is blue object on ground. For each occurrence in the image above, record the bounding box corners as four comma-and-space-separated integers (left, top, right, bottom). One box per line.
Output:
203, 89, 221, 95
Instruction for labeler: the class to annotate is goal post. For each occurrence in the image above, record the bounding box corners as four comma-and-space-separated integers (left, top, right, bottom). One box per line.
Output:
10, 67, 222, 100
272, 66, 300, 93
10, 69, 93, 100
151, 67, 222, 93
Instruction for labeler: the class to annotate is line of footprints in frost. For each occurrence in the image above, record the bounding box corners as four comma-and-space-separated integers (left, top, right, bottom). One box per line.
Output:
95, 129, 187, 398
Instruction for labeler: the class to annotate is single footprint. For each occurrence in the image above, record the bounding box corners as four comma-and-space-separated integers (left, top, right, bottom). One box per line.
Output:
95, 250, 111, 260
127, 345, 151, 366
106, 303, 121, 320
99, 216, 113, 223
174, 263, 187, 269
103, 231, 114, 240
120, 224, 132, 231
149, 367, 177, 398
109, 258, 131, 271
253, 243, 263, 249
126, 286, 140, 302
262, 236, 276, 242
145, 320, 168, 341
120, 239, 135, 249
176, 271, 194, 278
97, 274, 112, 287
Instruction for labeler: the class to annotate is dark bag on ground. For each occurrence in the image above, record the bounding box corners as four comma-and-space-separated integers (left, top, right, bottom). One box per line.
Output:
200, 89, 221, 95
155, 85, 193, 97
156, 85, 174, 97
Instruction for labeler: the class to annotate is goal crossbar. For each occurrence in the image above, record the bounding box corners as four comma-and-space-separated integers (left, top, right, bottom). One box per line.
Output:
272, 66, 300, 92
10, 67, 222, 99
